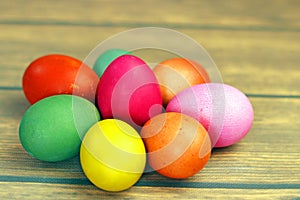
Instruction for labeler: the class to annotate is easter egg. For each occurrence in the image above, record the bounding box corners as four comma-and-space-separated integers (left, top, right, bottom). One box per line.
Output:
97, 55, 162, 127
140, 112, 211, 179
166, 83, 254, 147
93, 49, 131, 77
80, 119, 146, 192
23, 54, 99, 104
153, 58, 210, 106
19, 95, 100, 162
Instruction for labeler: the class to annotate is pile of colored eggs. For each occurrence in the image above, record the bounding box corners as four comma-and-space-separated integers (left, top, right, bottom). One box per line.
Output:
19, 49, 254, 192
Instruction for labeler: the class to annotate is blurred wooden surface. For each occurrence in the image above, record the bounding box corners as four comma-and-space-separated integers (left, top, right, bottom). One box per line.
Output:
0, 0, 299, 199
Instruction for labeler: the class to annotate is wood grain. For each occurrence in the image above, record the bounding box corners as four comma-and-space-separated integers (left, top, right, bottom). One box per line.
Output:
1, 182, 299, 200
1, 0, 299, 29
0, 25, 299, 95
1, 91, 299, 185
0, 0, 300, 199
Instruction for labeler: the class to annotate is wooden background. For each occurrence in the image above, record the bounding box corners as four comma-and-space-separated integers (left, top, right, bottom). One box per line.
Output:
0, 0, 299, 199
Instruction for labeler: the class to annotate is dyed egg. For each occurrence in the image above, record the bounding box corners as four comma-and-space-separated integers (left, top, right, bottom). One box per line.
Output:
166, 83, 254, 147
23, 54, 99, 104
153, 58, 210, 106
97, 55, 162, 127
80, 119, 146, 192
140, 112, 211, 179
19, 95, 100, 162
93, 49, 131, 77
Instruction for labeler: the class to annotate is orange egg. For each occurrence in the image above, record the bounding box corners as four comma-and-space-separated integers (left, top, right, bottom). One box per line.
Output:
140, 112, 211, 179
153, 58, 210, 106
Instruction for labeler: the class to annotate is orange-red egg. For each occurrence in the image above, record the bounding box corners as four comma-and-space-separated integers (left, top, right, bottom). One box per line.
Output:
153, 58, 210, 106
23, 54, 99, 104
140, 112, 211, 179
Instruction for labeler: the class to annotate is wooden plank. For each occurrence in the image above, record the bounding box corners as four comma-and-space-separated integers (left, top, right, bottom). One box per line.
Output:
0, 25, 124, 88
1, 90, 299, 185
0, 182, 299, 200
0, 25, 299, 95
1, 0, 299, 30
1, 0, 300, 199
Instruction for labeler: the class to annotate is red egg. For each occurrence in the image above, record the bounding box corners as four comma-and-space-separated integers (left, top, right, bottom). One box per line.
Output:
23, 54, 99, 104
97, 55, 162, 127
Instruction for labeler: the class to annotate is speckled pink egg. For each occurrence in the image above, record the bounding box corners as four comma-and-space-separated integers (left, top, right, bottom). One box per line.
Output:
166, 83, 254, 148
97, 55, 162, 127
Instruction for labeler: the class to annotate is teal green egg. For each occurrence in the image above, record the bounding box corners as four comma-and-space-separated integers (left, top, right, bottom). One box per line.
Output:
93, 49, 131, 77
19, 95, 100, 162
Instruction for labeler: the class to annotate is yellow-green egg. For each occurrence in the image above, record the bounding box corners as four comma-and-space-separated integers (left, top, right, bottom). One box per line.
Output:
19, 95, 100, 162
80, 119, 146, 192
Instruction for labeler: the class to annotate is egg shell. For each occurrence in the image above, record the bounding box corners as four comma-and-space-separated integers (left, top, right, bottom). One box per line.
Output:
97, 55, 162, 127
140, 112, 211, 179
19, 95, 100, 162
93, 49, 131, 77
153, 58, 210, 106
166, 83, 254, 148
80, 119, 146, 192
23, 54, 99, 104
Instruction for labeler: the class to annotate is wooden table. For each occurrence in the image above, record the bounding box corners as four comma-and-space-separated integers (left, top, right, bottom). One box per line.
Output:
1, 0, 299, 199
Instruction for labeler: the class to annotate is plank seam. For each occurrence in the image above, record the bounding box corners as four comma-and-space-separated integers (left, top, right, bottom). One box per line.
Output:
1, 20, 300, 32
0, 176, 299, 189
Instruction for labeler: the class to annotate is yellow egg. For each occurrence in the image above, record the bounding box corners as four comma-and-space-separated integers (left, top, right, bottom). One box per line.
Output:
80, 119, 146, 192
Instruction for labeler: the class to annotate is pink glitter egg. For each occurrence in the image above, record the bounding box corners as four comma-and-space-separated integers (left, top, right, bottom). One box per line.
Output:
97, 55, 162, 127
166, 83, 254, 148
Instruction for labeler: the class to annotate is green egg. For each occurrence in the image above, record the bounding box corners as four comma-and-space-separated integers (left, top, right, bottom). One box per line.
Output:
93, 49, 131, 77
19, 95, 100, 162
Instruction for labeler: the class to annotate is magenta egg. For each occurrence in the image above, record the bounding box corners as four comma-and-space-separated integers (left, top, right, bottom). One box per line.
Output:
166, 83, 254, 148
97, 55, 162, 127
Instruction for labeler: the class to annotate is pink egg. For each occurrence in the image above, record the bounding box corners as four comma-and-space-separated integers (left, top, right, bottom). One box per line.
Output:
166, 83, 254, 148
97, 55, 162, 127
